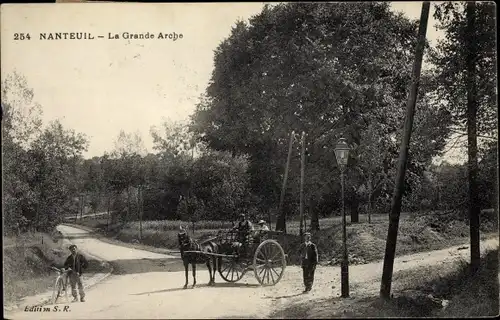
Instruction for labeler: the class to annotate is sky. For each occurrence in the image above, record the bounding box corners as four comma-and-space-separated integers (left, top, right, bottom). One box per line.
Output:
1, 2, 466, 163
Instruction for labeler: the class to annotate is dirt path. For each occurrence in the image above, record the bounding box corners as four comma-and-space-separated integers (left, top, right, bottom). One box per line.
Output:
5, 225, 498, 319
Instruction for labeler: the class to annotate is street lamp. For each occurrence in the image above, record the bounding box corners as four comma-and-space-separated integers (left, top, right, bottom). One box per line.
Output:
334, 137, 350, 298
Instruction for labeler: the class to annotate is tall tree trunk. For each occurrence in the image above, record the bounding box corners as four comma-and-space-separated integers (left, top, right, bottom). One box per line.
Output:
466, 1, 481, 273
350, 194, 360, 223
299, 131, 305, 237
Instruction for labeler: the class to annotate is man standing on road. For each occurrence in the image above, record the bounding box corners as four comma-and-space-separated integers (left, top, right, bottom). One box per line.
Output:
64, 244, 89, 302
301, 232, 318, 293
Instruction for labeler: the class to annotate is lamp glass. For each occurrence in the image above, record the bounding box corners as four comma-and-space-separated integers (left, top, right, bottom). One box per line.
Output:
334, 138, 350, 167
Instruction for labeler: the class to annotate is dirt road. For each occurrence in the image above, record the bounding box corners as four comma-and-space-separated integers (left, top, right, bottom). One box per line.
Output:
5, 225, 498, 319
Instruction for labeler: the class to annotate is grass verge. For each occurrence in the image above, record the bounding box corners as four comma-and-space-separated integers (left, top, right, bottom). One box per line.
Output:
270, 248, 499, 318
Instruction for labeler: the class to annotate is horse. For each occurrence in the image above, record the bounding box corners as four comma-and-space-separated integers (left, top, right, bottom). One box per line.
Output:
177, 226, 218, 289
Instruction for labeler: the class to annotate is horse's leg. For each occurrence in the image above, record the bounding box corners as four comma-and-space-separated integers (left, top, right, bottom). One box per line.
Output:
183, 261, 188, 289
206, 260, 213, 285
211, 256, 217, 285
192, 264, 197, 288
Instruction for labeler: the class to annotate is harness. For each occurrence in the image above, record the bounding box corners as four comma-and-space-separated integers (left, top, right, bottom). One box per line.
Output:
179, 234, 211, 263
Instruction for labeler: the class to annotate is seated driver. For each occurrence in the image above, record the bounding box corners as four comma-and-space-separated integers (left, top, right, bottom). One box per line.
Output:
232, 213, 254, 258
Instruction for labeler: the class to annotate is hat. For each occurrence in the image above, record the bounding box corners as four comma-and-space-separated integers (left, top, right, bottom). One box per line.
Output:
258, 220, 266, 225
69, 244, 77, 250
239, 213, 246, 217
304, 232, 311, 236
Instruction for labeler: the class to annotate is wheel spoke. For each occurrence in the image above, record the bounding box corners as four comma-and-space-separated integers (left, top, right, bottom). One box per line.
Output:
230, 268, 235, 281
270, 267, 281, 278
269, 267, 275, 283
270, 250, 281, 261
268, 246, 277, 259
259, 266, 266, 277
267, 244, 275, 258
261, 267, 268, 284
262, 245, 269, 259
266, 267, 270, 284
258, 251, 266, 261
225, 266, 231, 279
221, 263, 230, 273
256, 257, 266, 263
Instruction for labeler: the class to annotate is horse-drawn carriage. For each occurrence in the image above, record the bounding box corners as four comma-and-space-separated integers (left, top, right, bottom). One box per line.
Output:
179, 228, 287, 287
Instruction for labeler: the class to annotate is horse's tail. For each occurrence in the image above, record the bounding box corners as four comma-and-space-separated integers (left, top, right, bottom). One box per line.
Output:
205, 240, 219, 270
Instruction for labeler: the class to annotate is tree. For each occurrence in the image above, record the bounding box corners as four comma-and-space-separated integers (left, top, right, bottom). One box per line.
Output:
192, 2, 451, 229
431, 1, 497, 273
29, 120, 88, 230
110, 130, 148, 222
151, 119, 204, 158
2, 73, 88, 233
1, 71, 43, 150
2, 72, 44, 233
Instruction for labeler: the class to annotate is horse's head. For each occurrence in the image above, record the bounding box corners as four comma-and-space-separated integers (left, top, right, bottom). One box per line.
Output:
178, 225, 191, 248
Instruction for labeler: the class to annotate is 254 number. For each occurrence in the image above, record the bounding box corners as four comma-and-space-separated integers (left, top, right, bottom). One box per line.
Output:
14, 33, 31, 40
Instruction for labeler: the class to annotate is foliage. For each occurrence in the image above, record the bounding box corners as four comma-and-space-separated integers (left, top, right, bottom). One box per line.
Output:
429, 1, 497, 136
190, 2, 452, 225
2, 73, 88, 232
4, 4, 496, 235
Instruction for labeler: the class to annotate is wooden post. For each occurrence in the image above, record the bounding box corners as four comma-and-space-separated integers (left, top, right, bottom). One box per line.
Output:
80, 194, 83, 220
368, 174, 372, 224
380, 1, 430, 300
304, 208, 307, 233
299, 131, 306, 238
275, 131, 295, 233
127, 186, 131, 222
139, 186, 143, 241
107, 192, 111, 232
75, 195, 79, 221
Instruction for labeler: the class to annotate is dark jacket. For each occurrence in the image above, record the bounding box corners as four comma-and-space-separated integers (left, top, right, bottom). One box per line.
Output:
64, 253, 89, 275
234, 220, 254, 243
301, 242, 318, 265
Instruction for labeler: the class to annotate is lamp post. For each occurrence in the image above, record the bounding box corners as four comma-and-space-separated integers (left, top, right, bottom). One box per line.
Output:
334, 137, 350, 298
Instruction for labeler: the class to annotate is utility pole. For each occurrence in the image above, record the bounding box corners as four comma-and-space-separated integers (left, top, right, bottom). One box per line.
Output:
138, 185, 143, 241
299, 131, 306, 238
380, 1, 430, 300
107, 191, 111, 231
276, 131, 295, 233
75, 195, 79, 222
80, 193, 84, 220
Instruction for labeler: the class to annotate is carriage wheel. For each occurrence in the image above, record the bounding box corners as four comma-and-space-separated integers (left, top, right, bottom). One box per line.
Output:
253, 239, 286, 286
218, 256, 245, 282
